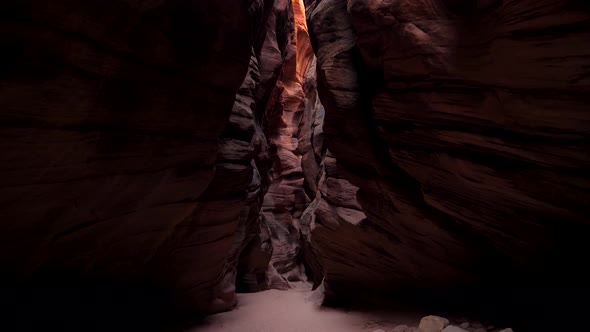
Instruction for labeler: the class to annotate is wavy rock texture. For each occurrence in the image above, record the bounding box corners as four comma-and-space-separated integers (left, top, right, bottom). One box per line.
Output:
299, 56, 367, 291
3, 0, 589, 330
0, 0, 272, 316
305, 0, 590, 299
151, 50, 265, 313
232, 120, 274, 296
261, 0, 320, 288
0, 0, 323, 317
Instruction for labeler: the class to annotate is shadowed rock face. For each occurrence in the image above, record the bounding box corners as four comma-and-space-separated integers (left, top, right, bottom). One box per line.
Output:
0, 0, 266, 317
0, 0, 321, 320
299, 57, 367, 291
305, 0, 590, 298
152, 51, 264, 313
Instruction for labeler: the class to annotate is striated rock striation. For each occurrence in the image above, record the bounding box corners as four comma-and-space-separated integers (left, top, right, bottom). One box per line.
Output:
305, 0, 590, 303
2, 0, 589, 330
0, 0, 274, 317
151, 50, 265, 313
260, 0, 320, 289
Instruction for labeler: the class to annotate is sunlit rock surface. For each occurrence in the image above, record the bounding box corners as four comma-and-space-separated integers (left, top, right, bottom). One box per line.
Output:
260, 0, 321, 288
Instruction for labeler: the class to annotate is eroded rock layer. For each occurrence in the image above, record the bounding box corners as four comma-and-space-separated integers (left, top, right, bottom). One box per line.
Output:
260, 0, 320, 288
2, 0, 589, 329
151, 50, 265, 313
0, 0, 271, 317
305, 0, 590, 298
299, 57, 367, 291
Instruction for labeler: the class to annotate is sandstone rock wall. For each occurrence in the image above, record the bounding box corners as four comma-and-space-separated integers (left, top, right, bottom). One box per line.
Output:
260, 0, 322, 288
305, 0, 590, 298
0, 0, 329, 316
3, 0, 589, 328
0, 0, 274, 315
299, 56, 368, 291
150, 50, 265, 313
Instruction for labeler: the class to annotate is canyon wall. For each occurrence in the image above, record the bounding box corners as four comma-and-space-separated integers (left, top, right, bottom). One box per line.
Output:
259, 0, 327, 289
0, 0, 325, 319
0, 0, 276, 318
2, 0, 590, 329
305, 0, 590, 301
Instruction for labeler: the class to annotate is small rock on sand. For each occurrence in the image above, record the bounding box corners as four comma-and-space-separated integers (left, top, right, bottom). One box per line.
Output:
419, 315, 450, 332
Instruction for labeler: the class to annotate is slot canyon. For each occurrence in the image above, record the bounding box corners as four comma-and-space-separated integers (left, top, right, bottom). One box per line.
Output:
0, 0, 589, 331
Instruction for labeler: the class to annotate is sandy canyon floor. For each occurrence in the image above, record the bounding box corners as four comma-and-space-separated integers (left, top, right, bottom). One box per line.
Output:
189, 287, 422, 332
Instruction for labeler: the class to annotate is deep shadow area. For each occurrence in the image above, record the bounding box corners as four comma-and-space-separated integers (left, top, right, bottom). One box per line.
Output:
0, 272, 205, 332
323, 283, 590, 332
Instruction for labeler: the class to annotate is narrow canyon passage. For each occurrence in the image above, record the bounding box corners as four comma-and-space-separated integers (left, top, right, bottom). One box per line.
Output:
0, 0, 589, 332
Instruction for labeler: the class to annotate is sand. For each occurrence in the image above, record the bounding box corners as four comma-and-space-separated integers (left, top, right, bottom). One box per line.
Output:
188, 287, 421, 332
